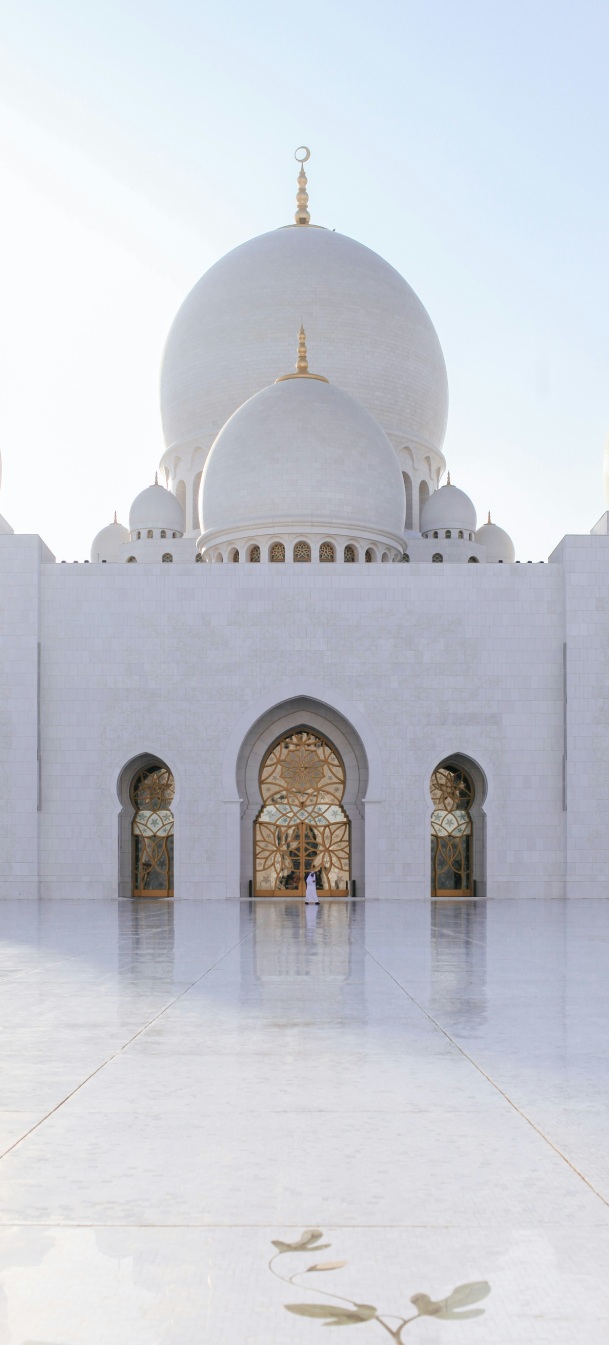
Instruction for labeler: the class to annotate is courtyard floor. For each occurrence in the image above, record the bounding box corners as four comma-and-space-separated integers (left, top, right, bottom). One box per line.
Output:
0, 898, 608, 1343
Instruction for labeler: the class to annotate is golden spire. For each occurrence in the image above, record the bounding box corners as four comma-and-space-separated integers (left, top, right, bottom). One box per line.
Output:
294, 146, 311, 225
296, 324, 308, 373
276, 325, 329, 383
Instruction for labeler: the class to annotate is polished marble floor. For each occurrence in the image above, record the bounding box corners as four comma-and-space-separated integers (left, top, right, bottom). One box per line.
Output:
0, 898, 608, 1343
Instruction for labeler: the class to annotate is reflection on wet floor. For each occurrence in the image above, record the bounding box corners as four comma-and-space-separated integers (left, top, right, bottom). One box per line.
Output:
430, 899, 487, 1028
0, 896, 608, 1343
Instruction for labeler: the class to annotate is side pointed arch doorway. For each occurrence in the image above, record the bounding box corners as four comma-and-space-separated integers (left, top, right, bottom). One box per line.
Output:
429, 756, 487, 898
254, 728, 350, 896
130, 761, 175, 897
430, 762, 473, 896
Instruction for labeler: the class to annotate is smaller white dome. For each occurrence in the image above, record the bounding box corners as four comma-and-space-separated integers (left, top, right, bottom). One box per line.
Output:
420, 478, 477, 534
129, 480, 184, 536
475, 515, 515, 563
200, 371, 406, 550
90, 514, 129, 562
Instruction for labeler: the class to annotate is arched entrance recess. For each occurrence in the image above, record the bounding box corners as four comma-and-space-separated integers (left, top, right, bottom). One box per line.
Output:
117, 755, 175, 898
254, 728, 350, 896
234, 696, 370, 899
429, 755, 487, 898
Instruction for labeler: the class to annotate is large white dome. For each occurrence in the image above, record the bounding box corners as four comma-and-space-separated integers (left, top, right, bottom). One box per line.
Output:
199, 373, 406, 558
160, 225, 448, 484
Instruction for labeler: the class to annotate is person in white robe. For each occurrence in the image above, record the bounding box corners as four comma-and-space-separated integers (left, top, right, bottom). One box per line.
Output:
305, 870, 319, 903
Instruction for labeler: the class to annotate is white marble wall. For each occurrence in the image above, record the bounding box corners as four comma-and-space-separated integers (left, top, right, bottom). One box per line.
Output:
550, 534, 609, 895
0, 535, 54, 898
0, 535, 603, 899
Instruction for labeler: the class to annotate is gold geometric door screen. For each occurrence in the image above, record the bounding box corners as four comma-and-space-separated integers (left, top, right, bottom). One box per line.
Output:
131, 764, 175, 898
254, 729, 350, 897
430, 763, 474, 897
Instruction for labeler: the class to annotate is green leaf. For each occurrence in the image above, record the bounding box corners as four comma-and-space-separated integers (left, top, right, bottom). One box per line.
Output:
411, 1282, 491, 1320
271, 1229, 329, 1254
286, 1305, 351, 1319
446, 1281, 491, 1309
354, 1305, 378, 1320
443, 1309, 486, 1320
286, 1304, 376, 1326
306, 1260, 348, 1273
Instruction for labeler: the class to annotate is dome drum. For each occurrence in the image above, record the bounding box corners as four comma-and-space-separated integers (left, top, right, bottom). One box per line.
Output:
198, 527, 404, 564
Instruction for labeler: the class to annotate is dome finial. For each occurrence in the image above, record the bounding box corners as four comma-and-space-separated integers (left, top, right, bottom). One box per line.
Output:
113, 510, 117, 524
447, 471, 451, 486
294, 146, 311, 225
276, 326, 329, 383
296, 324, 309, 374
488, 510, 491, 525
154, 471, 158, 485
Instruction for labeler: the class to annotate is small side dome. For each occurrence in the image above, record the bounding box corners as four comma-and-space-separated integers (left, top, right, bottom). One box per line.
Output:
129, 477, 184, 538
90, 513, 129, 562
475, 512, 515, 563
420, 475, 477, 535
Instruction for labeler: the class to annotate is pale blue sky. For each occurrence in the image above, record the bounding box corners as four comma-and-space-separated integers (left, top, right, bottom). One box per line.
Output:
0, 0, 607, 560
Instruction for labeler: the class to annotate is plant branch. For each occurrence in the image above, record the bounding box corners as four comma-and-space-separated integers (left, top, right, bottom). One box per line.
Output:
268, 1244, 419, 1340
268, 1251, 294, 1287
289, 1268, 362, 1311
376, 1312, 419, 1341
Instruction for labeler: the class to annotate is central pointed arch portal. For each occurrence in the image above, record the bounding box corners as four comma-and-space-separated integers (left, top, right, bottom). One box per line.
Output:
228, 691, 380, 900
254, 728, 350, 896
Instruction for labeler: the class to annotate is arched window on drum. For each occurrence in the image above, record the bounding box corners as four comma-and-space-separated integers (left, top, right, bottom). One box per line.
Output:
430, 763, 474, 897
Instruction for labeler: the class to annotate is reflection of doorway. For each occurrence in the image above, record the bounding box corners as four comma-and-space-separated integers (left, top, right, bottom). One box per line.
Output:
131, 763, 175, 897
254, 729, 350, 896
430, 763, 473, 897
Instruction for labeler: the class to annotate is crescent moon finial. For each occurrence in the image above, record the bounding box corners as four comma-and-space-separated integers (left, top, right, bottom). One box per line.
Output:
294, 146, 311, 224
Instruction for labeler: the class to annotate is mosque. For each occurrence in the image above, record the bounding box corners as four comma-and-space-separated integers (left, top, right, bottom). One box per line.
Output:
0, 148, 607, 903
